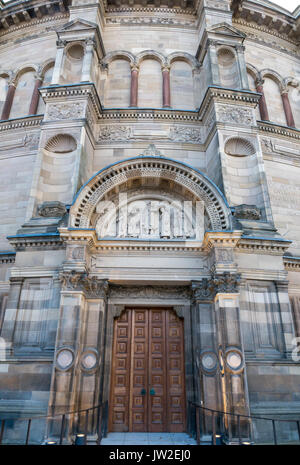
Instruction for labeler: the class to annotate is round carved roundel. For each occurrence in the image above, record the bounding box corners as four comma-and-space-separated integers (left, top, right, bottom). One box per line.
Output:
56, 348, 74, 370
201, 351, 218, 372
226, 350, 243, 371
81, 351, 98, 371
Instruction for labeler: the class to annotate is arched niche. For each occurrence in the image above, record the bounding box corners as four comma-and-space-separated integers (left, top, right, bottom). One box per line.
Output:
0, 74, 8, 117
60, 42, 84, 85
70, 157, 231, 234
170, 60, 195, 110
262, 75, 286, 126
36, 134, 78, 206
10, 69, 36, 118
138, 59, 162, 108
217, 47, 240, 89
224, 137, 265, 216
104, 59, 131, 108
37, 65, 54, 114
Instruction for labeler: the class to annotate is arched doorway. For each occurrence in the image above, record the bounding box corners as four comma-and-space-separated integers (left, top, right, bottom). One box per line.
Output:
108, 307, 186, 433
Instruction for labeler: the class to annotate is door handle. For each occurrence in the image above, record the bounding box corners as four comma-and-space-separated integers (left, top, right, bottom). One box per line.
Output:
150, 388, 155, 396
140, 388, 146, 396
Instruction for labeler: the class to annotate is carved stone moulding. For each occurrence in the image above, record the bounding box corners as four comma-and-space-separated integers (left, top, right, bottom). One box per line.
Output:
233, 204, 261, 220
109, 284, 191, 300
37, 201, 67, 218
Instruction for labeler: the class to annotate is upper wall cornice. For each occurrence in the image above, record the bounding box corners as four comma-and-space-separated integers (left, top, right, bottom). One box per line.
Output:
0, 0, 71, 33
231, 0, 300, 42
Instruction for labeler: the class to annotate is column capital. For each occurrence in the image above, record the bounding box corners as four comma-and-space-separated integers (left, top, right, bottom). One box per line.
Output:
130, 64, 139, 72
192, 272, 241, 302
59, 271, 109, 299
161, 65, 170, 73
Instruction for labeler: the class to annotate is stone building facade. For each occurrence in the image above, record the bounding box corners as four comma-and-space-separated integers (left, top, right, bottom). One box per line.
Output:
0, 0, 300, 444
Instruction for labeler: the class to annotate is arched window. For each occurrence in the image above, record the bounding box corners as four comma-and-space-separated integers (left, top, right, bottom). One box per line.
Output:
217, 47, 240, 89
104, 59, 131, 108
138, 59, 162, 108
170, 60, 195, 110
10, 69, 36, 119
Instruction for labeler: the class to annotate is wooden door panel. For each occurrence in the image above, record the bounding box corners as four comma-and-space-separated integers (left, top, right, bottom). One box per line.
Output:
130, 309, 148, 432
109, 308, 186, 432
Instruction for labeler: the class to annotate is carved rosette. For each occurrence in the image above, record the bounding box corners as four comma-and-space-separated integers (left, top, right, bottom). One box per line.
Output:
59, 271, 108, 299
192, 272, 241, 301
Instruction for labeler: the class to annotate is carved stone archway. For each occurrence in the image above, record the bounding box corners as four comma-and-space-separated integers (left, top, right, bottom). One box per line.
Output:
70, 156, 231, 232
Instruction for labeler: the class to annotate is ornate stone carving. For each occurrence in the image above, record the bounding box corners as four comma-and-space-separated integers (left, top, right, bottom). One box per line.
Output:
169, 126, 203, 144
192, 279, 215, 301
109, 285, 191, 300
37, 201, 67, 218
72, 247, 84, 260
46, 103, 85, 120
213, 272, 241, 294
59, 271, 109, 298
192, 272, 241, 300
140, 144, 163, 157
217, 105, 253, 125
233, 204, 261, 220
98, 125, 132, 141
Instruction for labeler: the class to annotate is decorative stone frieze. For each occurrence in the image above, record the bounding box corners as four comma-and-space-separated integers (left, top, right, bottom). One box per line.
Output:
109, 284, 191, 300
46, 102, 86, 121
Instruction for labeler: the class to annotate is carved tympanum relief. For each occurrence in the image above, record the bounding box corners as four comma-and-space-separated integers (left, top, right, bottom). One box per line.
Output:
94, 188, 206, 240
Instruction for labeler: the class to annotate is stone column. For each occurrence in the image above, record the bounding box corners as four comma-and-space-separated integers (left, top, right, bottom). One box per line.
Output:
281, 91, 295, 128
207, 40, 221, 86
191, 280, 222, 441
28, 75, 43, 115
130, 65, 139, 107
1, 81, 16, 120
255, 79, 269, 121
81, 39, 95, 82
46, 271, 108, 442
51, 41, 65, 85
162, 65, 171, 108
236, 45, 249, 90
213, 272, 250, 443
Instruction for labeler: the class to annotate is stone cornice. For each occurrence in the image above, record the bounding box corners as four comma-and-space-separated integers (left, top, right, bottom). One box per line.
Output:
0, 1, 70, 35
100, 108, 200, 122
0, 252, 15, 264
198, 86, 261, 121
40, 82, 103, 120
232, 0, 300, 43
0, 114, 43, 132
284, 256, 300, 271
236, 236, 292, 255
257, 121, 300, 141
202, 231, 243, 252
7, 233, 65, 251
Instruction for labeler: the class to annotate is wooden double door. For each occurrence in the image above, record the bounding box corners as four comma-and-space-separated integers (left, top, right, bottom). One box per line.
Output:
109, 308, 186, 432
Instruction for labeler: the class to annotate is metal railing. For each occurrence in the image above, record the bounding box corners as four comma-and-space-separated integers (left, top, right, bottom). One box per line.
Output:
189, 402, 300, 445
0, 403, 104, 445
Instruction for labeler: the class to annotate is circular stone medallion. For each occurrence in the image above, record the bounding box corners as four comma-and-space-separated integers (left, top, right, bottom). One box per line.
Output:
226, 351, 242, 370
81, 351, 97, 371
201, 352, 218, 371
56, 349, 74, 370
